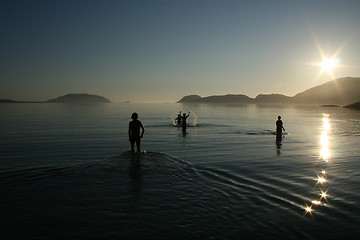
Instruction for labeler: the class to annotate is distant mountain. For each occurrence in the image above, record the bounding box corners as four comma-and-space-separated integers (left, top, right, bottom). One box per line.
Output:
1, 94, 111, 104
46, 94, 111, 103
344, 102, 360, 110
0, 99, 40, 103
202, 94, 253, 103
177, 95, 202, 103
177, 94, 253, 103
254, 94, 292, 103
178, 77, 360, 105
292, 77, 360, 105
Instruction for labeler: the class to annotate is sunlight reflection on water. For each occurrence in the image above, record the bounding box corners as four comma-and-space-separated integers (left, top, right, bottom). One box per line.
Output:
305, 113, 331, 215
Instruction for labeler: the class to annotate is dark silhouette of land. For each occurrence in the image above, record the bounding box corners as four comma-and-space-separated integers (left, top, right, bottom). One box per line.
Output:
255, 94, 292, 103
0, 99, 42, 103
292, 77, 360, 105
320, 105, 340, 108
2, 77, 359, 105
1, 94, 111, 104
181, 94, 254, 103
47, 94, 111, 103
178, 77, 360, 106
344, 102, 360, 110
178, 95, 203, 103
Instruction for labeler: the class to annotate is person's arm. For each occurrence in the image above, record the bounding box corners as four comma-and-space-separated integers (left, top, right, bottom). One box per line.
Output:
140, 122, 145, 138
186, 111, 190, 117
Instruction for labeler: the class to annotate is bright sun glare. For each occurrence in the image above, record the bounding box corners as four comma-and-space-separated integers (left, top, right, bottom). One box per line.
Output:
308, 40, 345, 82
319, 58, 339, 73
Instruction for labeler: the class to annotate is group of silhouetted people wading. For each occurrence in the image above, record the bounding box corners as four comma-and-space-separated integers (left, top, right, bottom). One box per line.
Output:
175, 111, 190, 135
128, 112, 285, 153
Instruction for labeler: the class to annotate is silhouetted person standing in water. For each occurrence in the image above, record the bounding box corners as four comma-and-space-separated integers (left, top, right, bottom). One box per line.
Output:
276, 116, 285, 136
128, 112, 145, 153
175, 111, 182, 126
181, 111, 190, 135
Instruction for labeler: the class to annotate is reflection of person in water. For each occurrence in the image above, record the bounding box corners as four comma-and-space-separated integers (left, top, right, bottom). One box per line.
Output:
175, 111, 182, 126
181, 111, 190, 135
276, 134, 282, 155
276, 116, 285, 136
129, 154, 142, 193
128, 112, 145, 153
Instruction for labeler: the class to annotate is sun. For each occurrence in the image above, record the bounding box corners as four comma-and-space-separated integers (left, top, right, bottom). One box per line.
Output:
319, 57, 339, 73
306, 37, 348, 86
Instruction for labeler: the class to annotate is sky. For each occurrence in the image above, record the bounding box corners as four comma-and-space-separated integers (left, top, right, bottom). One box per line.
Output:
1, 0, 360, 103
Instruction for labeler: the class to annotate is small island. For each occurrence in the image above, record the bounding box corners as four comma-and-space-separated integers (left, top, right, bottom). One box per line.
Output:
320, 105, 339, 108
46, 94, 111, 103
0, 99, 42, 103
1, 94, 111, 104
0, 99, 25, 103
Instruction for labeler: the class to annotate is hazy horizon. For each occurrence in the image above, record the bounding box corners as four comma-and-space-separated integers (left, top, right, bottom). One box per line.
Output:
2, 76, 359, 104
1, 0, 360, 103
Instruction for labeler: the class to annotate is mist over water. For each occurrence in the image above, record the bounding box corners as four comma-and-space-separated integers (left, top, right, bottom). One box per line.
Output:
1, 103, 360, 239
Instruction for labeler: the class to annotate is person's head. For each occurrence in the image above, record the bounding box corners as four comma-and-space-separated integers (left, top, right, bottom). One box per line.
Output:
183, 113, 186, 116
131, 112, 138, 120
278, 116, 281, 120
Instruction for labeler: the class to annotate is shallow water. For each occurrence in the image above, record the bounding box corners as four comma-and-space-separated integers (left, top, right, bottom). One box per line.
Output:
1, 103, 360, 239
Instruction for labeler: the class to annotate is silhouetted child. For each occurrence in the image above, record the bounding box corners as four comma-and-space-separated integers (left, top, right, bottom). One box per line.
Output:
181, 111, 190, 135
175, 111, 182, 126
128, 112, 145, 153
276, 116, 285, 136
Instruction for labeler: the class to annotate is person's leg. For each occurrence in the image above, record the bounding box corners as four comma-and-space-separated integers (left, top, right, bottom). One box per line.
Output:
130, 139, 135, 152
136, 138, 141, 153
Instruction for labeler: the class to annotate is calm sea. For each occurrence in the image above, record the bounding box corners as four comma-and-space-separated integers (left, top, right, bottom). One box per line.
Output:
1, 103, 360, 240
